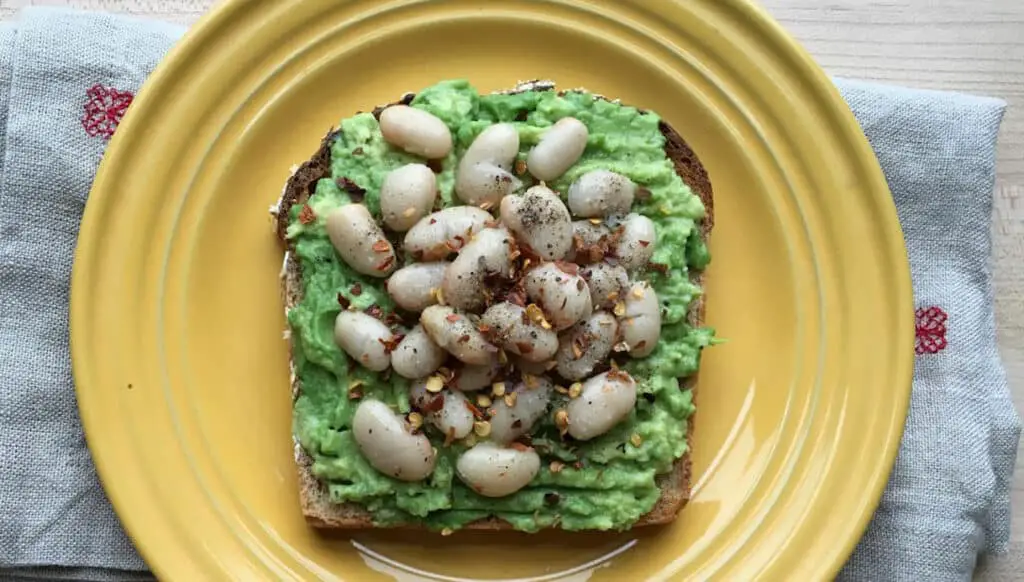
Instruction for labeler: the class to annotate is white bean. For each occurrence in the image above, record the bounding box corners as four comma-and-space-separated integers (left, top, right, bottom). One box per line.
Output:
326, 204, 396, 277
580, 263, 629, 309
566, 371, 637, 441
566, 220, 611, 264
352, 399, 436, 481
620, 282, 661, 357
567, 170, 636, 218
387, 262, 448, 312
526, 117, 589, 181
456, 442, 540, 497
450, 362, 501, 392
456, 123, 522, 207
480, 302, 559, 363
499, 185, 573, 261
420, 305, 497, 366
613, 213, 657, 271
333, 311, 393, 372
379, 164, 437, 231
524, 262, 593, 330
378, 105, 452, 159
555, 311, 618, 381
409, 380, 474, 439
441, 227, 513, 312
404, 206, 494, 261
461, 123, 520, 168
489, 377, 553, 444
391, 325, 447, 379
455, 163, 522, 209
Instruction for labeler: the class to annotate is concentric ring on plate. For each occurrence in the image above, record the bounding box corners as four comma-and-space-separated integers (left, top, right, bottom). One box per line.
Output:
71, 1, 912, 580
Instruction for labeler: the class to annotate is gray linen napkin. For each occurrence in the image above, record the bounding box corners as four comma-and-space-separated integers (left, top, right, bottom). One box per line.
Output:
0, 7, 1019, 582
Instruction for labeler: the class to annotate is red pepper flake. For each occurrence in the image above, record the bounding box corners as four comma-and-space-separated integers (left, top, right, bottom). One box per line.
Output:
375, 256, 395, 271
554, 261, 579, 276
372, 240, 390, 253
337, 293, 350, 309
648, 262, 669, 275
378, 334, 405, 354
638, 240, 650, 248
506, 289, 527, 307
458, 334, 471, 344
510, 442, 533, 452
365, 305, 384, 319
446, 313, 461, 323
384, 312, 405, 326
350, 283, 363, 296
443, 427, 457, 447
516, 342, 534, 354
572, 337, 586, 360
429, 218, 438, 225
421, 394, 444, 414
298, 204, 317, 225
464, 401, 485, 419
518, 242, 542, 263
484, 219, 501, 229
477, 323, 492, 334
607, 368, 631, 382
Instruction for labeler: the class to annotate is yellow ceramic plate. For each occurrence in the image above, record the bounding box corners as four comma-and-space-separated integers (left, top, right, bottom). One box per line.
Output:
71, 0, 913, 579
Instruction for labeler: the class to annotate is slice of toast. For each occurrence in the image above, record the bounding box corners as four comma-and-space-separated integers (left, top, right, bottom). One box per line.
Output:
276, 84, 714, 530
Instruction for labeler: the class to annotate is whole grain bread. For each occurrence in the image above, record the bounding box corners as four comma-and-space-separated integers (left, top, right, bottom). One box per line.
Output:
276, 83, 713, 530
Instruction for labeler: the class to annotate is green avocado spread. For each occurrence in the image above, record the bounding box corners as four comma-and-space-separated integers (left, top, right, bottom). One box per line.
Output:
287, 80, 712, 532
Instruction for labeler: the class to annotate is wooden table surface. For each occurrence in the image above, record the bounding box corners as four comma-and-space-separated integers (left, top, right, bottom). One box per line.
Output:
2, 0, 1021, 579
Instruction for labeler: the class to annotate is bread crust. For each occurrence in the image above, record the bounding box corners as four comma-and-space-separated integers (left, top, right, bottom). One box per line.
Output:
277, 86, 713, 531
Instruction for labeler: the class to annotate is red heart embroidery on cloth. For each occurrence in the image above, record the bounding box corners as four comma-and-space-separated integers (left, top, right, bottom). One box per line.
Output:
81, 84, 134, 140
915, 306, 948, 355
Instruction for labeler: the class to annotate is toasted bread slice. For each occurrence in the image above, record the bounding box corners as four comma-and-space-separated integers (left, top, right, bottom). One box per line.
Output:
276, 84, 714, 530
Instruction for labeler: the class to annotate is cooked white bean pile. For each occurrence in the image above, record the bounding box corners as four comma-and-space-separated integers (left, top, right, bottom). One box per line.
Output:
325, 106, 669, 492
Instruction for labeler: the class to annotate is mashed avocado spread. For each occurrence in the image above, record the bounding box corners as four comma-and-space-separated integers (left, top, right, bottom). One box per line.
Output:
287, 80, 712, 531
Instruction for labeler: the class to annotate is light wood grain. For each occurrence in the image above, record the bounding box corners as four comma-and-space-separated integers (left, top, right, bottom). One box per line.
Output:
2, 0, 1021, 578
